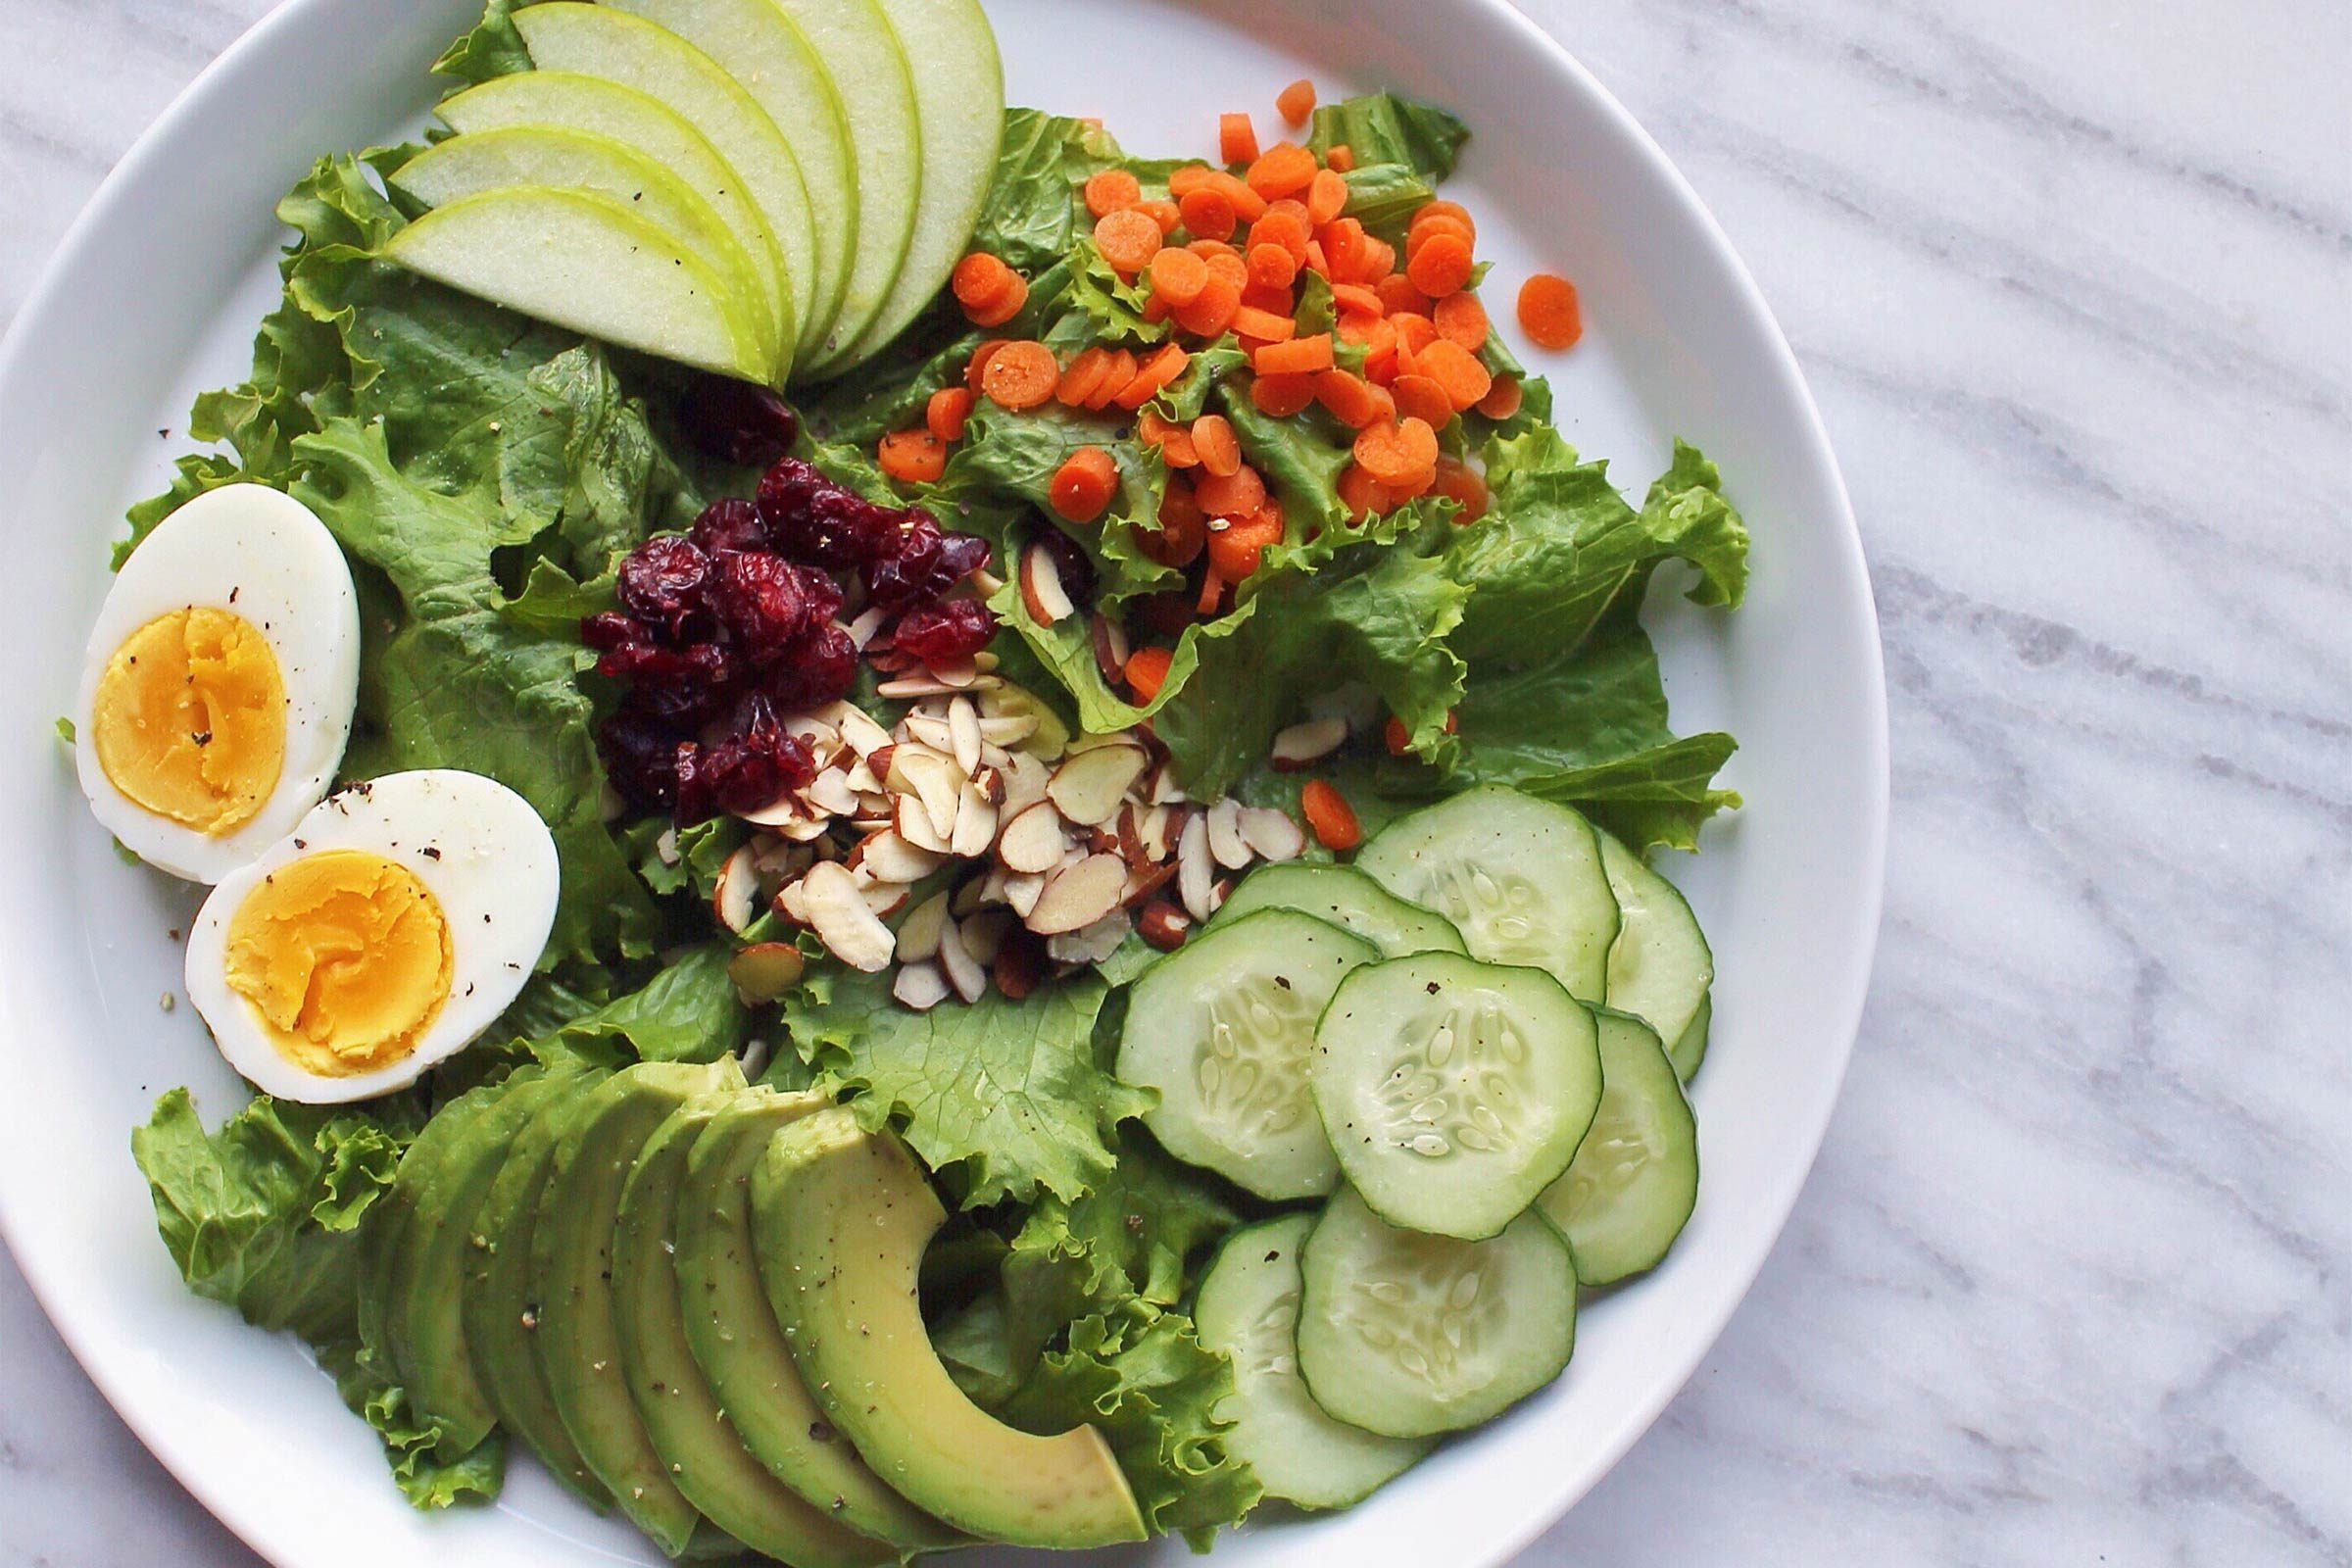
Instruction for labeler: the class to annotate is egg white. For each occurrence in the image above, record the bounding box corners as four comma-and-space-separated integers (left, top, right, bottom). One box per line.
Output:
74, 483, 361, 882
184, 769, 562, 1103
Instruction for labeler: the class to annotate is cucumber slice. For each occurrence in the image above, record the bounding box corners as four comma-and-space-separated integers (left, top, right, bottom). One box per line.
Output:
1357, 787, 1619, 1003
1193, 1214, 1432, 1509
1211, 863, 1466, 957
1538, 1010, 1698, 1285
1296, 1186, 1576, 1440
1668, 992, 1711, 1082
1312, 953, 1601, 1241
1598, 832, 1713, 1053
1115, 909, 1379, 1200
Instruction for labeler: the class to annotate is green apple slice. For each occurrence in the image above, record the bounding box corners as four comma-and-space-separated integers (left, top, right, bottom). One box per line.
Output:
828, 0, 1002, 373
390, 125, 785, 369
384, 185, 771, 382
767, 0, 920, 373
605, 0, 857, 367
512, 3, 813, 381
434, 72, 794, 376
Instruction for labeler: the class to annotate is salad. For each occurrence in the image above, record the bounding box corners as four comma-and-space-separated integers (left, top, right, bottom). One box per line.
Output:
87, 0, 1750, 1557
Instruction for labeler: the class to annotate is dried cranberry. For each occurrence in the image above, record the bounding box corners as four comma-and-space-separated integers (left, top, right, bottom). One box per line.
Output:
595, 639, 734, 688
616, 536, 712, 634
677, 376, 799, 467
893, 599, 998, 663
597, 706, 684, 810
689, 496, 769, 557
710, 551, 815, 652
760, 623, 858, 709
865, 513, 990, 612
580, 611, 641, 652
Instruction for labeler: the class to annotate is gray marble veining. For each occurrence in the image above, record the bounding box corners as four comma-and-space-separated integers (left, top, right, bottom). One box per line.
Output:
2, 0, 2345, 1564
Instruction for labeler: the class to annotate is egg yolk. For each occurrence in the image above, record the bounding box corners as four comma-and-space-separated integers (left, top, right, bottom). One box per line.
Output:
222, 850, 455, 1078
92, 607, 286, 835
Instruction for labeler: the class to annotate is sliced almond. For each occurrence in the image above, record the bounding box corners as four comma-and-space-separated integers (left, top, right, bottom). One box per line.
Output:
655, 825, 682, 865
876, 674, 960, 699
1018, 540, 1076, 626
1123, 858, 1179, 908
837, 705, 894, 758
969, 567, 1007, 599
901, 712, 956, 754
1138, 803, 1179, 861
951, 873, 989, 917
959, 910, 1012, 966
1206, 797, 1252, 869
949, 696, 984, 777
804, 768, 859, 817
735, 792, 809, 829
1238, 806, 1307, 863
1270, 715, 1349, 770
866, 744, 897, 786
727, 942, 807, 1004
843, 757, 883, 794
999, 750, 1052, 816
1137, 900, 1192, 952
977, 712, 1040, 747
803, 860, 894, 971
785, 713, 841, 753
938, 917, 987, 1003
1002, 871, 1047, 919
893, 747, 963, 841
969, 763, 1006, 807
893, 959, 951, 1010
861, 830, 946, 884
1088, 613, 1131, 685
847, 606, 890, 651
774, 813, 835, 844
712, 846, 760, 934
1150, 764, 1188, 806
772, 879, 811, 926
894, 793, 951, 855
1046, 742, 1151, 827
897, 891, 950, 962
950, 779, 1000, 858
1028, 852, 1129, 935
996, 800, 1067, 874
930, 656, 981, 689
1048, 907, 1133, 965
862, 881, 910, 919
1178, 810, 1216, 923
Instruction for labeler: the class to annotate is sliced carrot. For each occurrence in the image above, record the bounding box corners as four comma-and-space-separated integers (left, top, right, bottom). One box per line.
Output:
1241, 281, 1296, 317
925, 385, 973, 443
1476, 374, 1524, 419
1232, 305, 1298, 344
1246, 142, 1317, 200
1139, 198, 1182, 236
1376, 273, 1432, 318
1383, 714, 1411, 755
1175, 272, 1241, 338
1250, 370, 1318, 417
1168, 164, 1216, 198
1252, 332, 1335, 375
1405, 214, 1476, 259
1115, 343, 1191, 411
1176, 186, 1237, 242
1205, 499, 1284, 579
1186, 236, 1240, 262
1331, 281, 1384, 319
1352, 416, 1440, 487
1324, 143, 1355, 172
1142, 476, 1207, 566
1125, 645, 1175, 701
1434, 290, 1490, 351
1430, 455, 1489, 522
1049, 445, 1119, 524
1518, 272, 1582, 350
1195, 463, 1266, 519
1413, 338, 1494, 411
1083, 168, 1143, 219
1141, 409, 1201, 467
1350, 236, 1396, 286
1306, 168, 1348, 226
1405, 232, 1474, 297
1276, 77, 1316, 126
1312, 368, 1394, 430
1196, 567, 1227, 617
1085, 349, 1138, 412
1056, 346, 1111, 408
1358, 317, 1401, 383
965, 275, 1028, 327
1204, 171, 1271, 222
1390, 372, 1453, 429
877, 427, 948, 483
1246, 242, 1299, 292
1203, 249, 1251, 293
1298, 779, 1361, 850
1409, 199, 1476, 242
1219, 112, 1259, 166
952, 252, 1015, 309
1095, 209, 1164, 274
1303, 238, 1330, 277
980, 340, 1060, 411
1390, 311, 1440, 358
1319, 218, 1368, 280
1149, 246, 1211, 307
1191, 414, 1241, 477
965, 337, 1013, 393
1249, 207, 1310, 262
1337, 462, 1393, 521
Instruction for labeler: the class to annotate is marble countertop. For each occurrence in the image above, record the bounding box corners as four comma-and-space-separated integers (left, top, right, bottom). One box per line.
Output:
3, 0, 2345, 1563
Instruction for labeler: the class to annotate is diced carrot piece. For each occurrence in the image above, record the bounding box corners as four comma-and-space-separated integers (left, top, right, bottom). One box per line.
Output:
1299, 779, 1361, 850
1220, 112, 1259, 166
1390, 373, 1452, 428
1049, 445, 1120, 524
1276, 77, 1316, 126
1056, 346, 1110, 407
877, 427, 949, 483
1312, 368, 1394, 430
1085, 348, 1138, 411
1324, 143, 1355, 172
1175, 272, 1241, 337
1126, 645, 1174, 700
965, 338, 1013, 393
925, 385, 973, 443
1191, 414, 1241, 477
1434, 290, 1490, 351
1430, 455, 1489, 522
1405, 232, 1473, 297
1246, 242, 1299, 292
1476, 374, 1524, 419
1351, 416, 1440, 487
1331, 282, 1384, 319
1142, 476, 1207, 566
1232, 305, 1298, 344
1195, 463, 1267, 519
1246, 142, 1317, 200
1252, 332, 1335, 375
1095, 208, 1164, 274
1306, 168, 1348, 226
1205, 499, 1284, 579
1377, 274, 1432, 317
1083, 168, 1143, 219
980, 340, 1060, 410
965, 275, 1028, 327
1178, 186, 1237, 242
1337, 462, 1393, 521
1518, 272, 1583, 350
1250, 370, 1317, 416
1148, 246, 1211, 307
952, 252, 1015, 309
1114, 342, 1191, 410
1168, 164, 1215, 198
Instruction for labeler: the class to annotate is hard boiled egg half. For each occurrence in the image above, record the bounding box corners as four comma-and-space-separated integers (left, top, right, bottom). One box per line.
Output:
74, 483, 361, 882
184, 769, 561, 1103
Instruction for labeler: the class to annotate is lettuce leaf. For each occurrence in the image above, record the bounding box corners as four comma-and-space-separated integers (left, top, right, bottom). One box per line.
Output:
318, 1340, 508, 1509
1306, 92, 1471, 182
547, 940, 749, 1064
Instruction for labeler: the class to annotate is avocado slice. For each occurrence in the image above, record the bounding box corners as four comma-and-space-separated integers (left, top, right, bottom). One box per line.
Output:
533, 1058, 746, 1555
613, 1091, 896, 1568
368, 1062, 584, 1454
753, 1110, 1148, 1547
462, 1062, 612, 1509
674, 1096, 957, 1551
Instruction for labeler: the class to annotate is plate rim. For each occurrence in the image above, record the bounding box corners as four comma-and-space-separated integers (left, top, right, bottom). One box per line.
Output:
0, 1, 1888, 1563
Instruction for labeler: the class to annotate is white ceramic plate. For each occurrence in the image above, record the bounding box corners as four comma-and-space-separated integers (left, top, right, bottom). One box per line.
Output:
0, 1, 1886, 1564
